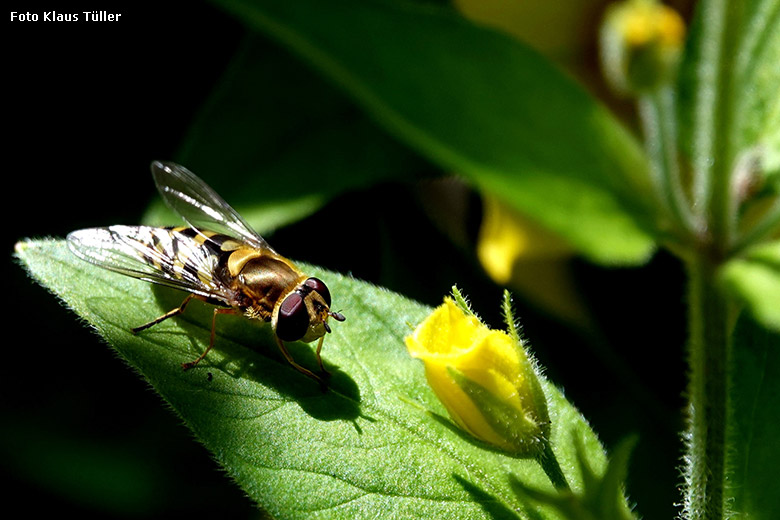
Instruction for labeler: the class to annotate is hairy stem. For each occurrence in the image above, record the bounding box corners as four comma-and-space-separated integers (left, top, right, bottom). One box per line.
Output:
684, 256, 732, 519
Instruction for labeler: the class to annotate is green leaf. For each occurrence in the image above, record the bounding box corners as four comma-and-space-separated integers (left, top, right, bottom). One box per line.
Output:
16, 238, 624, 519
144, 35, 427, 233
729, 0, 780, 172
209, 0, 658, 265
727, 312, 780, 518
510, 436, 638, 520
678, 0, 780, 239
720, 240, 780, 331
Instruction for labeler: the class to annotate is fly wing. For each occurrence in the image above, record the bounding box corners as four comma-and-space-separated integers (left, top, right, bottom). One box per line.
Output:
151, 161, 274, 252
67, 225, 236, 304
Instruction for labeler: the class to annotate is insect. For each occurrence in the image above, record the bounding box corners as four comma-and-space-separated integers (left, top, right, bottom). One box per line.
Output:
67, 161, 345, 386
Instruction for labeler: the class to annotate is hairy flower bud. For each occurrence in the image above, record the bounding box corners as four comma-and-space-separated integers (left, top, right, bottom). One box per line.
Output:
405, 296, 549, 455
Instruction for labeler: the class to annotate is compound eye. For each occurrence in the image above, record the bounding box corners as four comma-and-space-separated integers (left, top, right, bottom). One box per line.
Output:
276, 293, 310, 341
304, 277, 331, 307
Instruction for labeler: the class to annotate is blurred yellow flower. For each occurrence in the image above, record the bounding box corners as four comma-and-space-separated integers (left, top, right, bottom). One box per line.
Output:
621, 2, 684, 46
405, 297, 549, 455
477, 195, 587, 327
600, 0, 686, 94
478, 195, 572, 284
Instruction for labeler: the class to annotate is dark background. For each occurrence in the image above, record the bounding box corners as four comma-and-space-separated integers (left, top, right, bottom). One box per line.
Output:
7, 1, 686, 518
7, 2, 258, 516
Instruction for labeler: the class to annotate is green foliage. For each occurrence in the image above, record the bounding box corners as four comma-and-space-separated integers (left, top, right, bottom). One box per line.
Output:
17, 239, 618, 519
210, 0, 658, 265
728, 313, 780, 518
678, 0, 780, 187
14, 0, 780, 518
677, 0, 780, 250
511, 437, 637, 520
143, 35, 428, 233
720, 240, 780, 331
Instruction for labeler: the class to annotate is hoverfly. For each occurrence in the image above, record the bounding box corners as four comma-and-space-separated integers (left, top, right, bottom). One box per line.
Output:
67, 161, 344, 386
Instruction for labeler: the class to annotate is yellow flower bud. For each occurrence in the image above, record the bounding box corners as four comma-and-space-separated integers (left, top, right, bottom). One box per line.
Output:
405, 296, 550, 455
600, 0, 685, 94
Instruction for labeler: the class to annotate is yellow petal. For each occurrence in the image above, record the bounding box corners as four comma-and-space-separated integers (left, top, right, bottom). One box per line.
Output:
477, 196, 572, 283
405, 296, 550, 454
477, 195, 588, 326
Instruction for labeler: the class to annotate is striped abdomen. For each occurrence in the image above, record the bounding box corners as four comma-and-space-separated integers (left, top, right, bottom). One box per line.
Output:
141, 226, 304, 319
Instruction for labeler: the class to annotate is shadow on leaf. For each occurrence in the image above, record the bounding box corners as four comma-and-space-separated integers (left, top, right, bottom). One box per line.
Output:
428, 410, 541, 461
86, 285, 362, 423
453, 474, 526, 520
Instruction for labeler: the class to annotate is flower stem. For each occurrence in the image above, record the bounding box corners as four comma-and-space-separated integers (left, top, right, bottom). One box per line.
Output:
539, 440, 570, 492
684, 255, 731, 519
639, 86, 695, 238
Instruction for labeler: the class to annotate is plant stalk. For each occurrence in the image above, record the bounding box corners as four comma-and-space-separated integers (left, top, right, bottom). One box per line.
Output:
639, 87, 694, 237
684, 255, 732, 519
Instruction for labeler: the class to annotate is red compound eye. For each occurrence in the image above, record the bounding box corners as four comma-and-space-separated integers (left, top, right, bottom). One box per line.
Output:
276, 292, 309, 341
304, 277, 331, 307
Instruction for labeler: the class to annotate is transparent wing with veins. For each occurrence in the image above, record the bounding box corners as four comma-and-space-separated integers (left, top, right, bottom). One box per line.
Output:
66, 225, 234, 303
151, 161, 274, 252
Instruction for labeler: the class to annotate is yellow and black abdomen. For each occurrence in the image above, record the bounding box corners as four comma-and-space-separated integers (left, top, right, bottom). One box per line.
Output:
140, 226, 233, 288
159, 227, 303, 319
69, 224, 304, 318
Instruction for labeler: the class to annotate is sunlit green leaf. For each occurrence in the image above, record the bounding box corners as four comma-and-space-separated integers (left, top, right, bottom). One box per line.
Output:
729, 0, 780, 172
511, 436, 638, 520
678, 0, 780, 213
210, 0, 658, 265
16, 239, 628, 519
720, 240, 780, 331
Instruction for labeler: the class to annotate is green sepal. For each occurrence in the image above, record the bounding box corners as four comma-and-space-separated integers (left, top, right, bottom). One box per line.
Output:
447, 366, 547, 457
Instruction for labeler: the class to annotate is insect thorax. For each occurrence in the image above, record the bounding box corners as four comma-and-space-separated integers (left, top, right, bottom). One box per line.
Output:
232, 254, 304, 321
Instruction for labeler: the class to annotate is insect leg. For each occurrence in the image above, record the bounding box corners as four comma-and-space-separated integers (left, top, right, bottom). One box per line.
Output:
314, 336, 330, 377
274, 337, 326, 388
132, 293, 197, 334
181, 307, 239, 371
